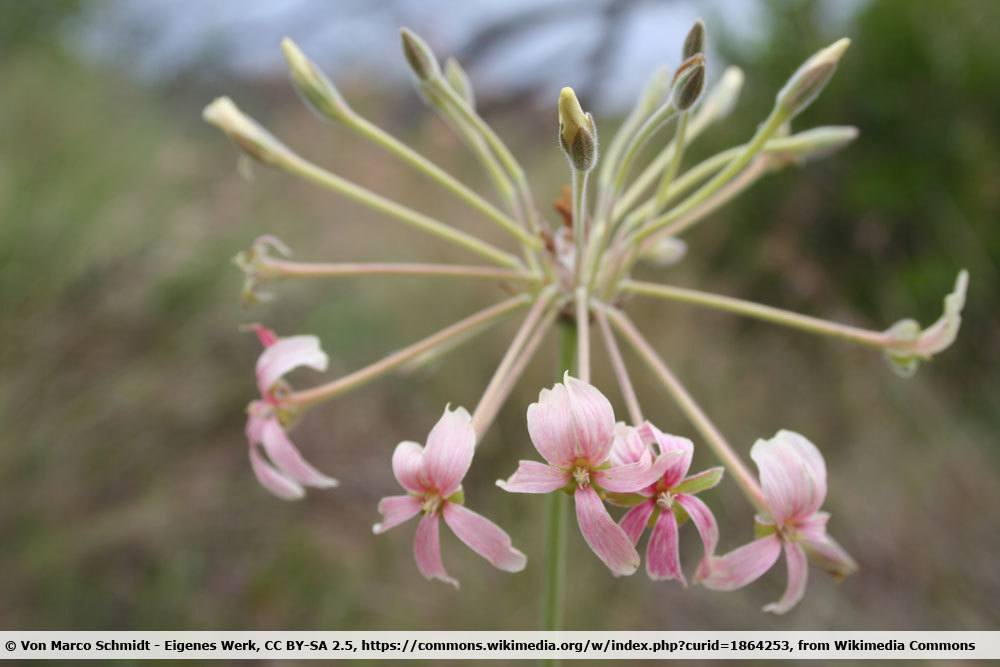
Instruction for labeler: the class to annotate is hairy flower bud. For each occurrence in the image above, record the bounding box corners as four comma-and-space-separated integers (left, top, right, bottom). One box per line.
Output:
682, 20, 706, 59
444, 57, 476, 109
671, 53, 706, 111
776, 38, 850, 119
281, 37, 353, 122
558, 87, 598, 172
202, 97, 292, 166
400, 28, 441, 82
768, 126, 859, 163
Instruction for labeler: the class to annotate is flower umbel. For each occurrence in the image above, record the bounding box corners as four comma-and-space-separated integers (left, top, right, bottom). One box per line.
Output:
204, 19, 966, 617
374, 407, 526, 587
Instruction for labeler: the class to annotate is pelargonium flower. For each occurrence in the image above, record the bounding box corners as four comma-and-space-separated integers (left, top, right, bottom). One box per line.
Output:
614, 422, 723, 583
698, 430, 856, 614
245, 325, 338, 499
498, 375, 679, 576
374, 406, 526, 587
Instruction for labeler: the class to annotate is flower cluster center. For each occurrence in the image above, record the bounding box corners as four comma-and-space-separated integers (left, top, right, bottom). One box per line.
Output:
656, 490, 676, 510
572, 466, 591, 488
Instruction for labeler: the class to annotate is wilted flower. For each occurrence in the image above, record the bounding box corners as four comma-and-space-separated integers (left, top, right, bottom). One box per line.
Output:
245, 325, 338, 499
615, 422, 723, 583
498, 376, 677, 575
698, 431, 856, 614
374, 406, 526, 587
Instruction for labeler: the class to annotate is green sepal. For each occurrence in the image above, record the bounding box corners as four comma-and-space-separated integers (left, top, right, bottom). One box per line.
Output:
672, 467, 724, 495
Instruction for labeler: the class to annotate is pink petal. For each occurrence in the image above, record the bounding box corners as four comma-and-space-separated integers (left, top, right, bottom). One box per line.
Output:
763, 541, 809, 614
610, 423, 649, 466
255, 334, 328, 396
574, 486, 639, 577
527, 376, 615, 467
245, 401, 269, 443
750, 430, 827, 525
497, 460, 568, 494
259, 418, 338, 489
422, 406, 475, 496
596, 449, 685, 493
675, 494, 720, 579
619, 501, 655, 545
637, 422, 693, 488
392, 441, 426, 493
564, 375, 617, 464
413, 513, 458, 588
442, 503, 526, 572
251, 323, 279, 348
249, 445, 304, 500
698, 534, 782, 591
372, 495, 422, 534
798, 512, 857, 579
647, 509, 684, 584
526, 384, 580, 467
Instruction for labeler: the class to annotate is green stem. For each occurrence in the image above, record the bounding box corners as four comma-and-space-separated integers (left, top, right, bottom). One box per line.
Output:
541, 323, 576, 661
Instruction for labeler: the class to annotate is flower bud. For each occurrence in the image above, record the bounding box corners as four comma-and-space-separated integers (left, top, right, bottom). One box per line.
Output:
883, 269, 968, 377
671, 53, 706, 111
400, 28, 441, 82
776, 38, 850, 119
640, 236, 687, 267
281, 37, 353, 122
768, 126, 858, 163
558, 87, 598, 172
202, 97, 292, 166
444, 57, 476, 109
682, 19, 706, 59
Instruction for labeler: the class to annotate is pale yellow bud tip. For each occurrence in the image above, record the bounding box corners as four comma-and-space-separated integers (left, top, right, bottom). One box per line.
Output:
557, 87, 598, 171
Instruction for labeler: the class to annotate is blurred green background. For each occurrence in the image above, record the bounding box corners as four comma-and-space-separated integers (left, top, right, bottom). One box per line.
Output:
2, 0, 998, 650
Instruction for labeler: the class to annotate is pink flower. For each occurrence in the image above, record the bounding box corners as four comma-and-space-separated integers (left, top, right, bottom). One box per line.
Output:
698, 430, 857, 614
245, 325, 338, 499
498, 374, 679, 576
615, 422, 723, 584
373, 406, 526, 588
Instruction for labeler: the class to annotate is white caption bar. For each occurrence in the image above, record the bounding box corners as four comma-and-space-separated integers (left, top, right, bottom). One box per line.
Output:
1, 631, 997, 660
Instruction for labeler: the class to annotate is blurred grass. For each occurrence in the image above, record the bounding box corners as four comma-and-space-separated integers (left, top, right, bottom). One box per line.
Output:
1, 1, 998, 655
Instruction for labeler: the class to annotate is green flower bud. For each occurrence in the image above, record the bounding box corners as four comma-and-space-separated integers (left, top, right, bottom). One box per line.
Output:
768, 126, 859, 163
558, 87, 598, 172
682, 19, 706, 59
281, 37, 353, 122
444, 57, 475, 109
671, 53, 706, 111
400, 28, 441, 82
202, 97, 291, 166
776, 38, 850, 119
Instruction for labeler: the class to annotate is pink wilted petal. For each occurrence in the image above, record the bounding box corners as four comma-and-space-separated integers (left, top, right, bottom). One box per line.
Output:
413, 513, 458, 588
675, 494, 719, 578
636, 422, 693, 488
259, 418, 338, 489
619, 501, 655, 545
798, 512, 857, 579
763, 541, 809, 614
373, 495, 422, 534
574, 486, 640, 576
698, 534, 782, 591
442, 503, 526, 573
249, 445, 304, 500
256, 334, 329, 395
610, 423, 649, 466
564, 375, 616, 464
595, 449, 682, 493
647, 509, 684, 584
497, 461, 568, 494
392, 441, 426, 493
751, 430, 827, 525
423, 406, 475, 496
